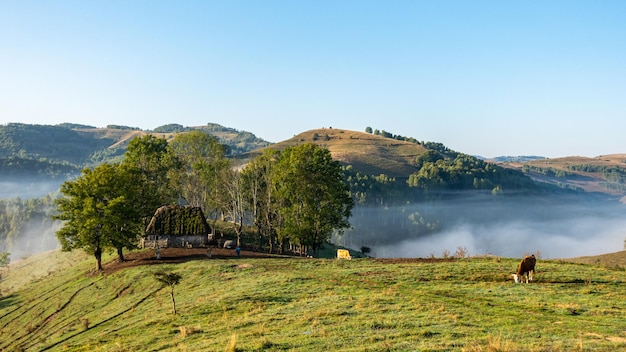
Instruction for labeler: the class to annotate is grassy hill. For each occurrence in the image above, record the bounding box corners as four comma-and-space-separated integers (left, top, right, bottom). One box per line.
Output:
0, 122, 271, 168
1, 249, 625, 351
500, 155, 626, 200
238, 128, 428, 178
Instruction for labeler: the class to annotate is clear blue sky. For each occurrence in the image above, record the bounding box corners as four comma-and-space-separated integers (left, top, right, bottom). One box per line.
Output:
1, 1, 625, 158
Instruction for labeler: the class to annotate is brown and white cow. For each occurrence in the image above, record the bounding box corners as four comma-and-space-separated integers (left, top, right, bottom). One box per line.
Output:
512, 254, 536, 283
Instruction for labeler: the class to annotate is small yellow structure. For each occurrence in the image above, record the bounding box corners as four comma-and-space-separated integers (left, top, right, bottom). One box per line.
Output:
337, 249, 352, 260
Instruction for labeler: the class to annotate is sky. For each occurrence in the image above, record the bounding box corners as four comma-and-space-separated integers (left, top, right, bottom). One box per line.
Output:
1, 1, 625, 158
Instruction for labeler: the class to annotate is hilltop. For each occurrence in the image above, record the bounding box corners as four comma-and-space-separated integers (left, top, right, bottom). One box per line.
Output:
238, 128, 428, 178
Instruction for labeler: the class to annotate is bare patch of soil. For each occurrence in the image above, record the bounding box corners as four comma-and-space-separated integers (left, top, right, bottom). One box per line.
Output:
102, 247, 280, 275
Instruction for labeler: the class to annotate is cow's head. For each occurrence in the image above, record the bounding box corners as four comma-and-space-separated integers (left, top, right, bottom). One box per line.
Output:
511, 274, 521, 283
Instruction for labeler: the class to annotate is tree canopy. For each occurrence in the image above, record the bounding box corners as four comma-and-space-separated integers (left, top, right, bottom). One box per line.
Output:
241, 144, 354, 254
54, 163, 142, 270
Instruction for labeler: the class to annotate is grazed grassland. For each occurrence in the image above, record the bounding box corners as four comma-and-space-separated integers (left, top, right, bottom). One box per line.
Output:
1, 251, 625, 351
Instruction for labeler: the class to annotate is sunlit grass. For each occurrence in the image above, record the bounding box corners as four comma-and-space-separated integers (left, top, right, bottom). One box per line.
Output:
1, 252, 625, 351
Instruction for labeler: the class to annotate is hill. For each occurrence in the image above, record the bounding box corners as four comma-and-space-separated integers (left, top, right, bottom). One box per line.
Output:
238, 128, 428, 178
4, 122, 626, 200
564, 250, 626, 268
0, 123, 122, 166
0, 122, 270, 199
1, 249, 625, 351
0, 122, 270, 168
498, 154, 626, 201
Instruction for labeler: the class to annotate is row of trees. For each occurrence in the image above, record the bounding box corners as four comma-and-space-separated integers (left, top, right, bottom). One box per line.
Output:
54, 132, 354, 271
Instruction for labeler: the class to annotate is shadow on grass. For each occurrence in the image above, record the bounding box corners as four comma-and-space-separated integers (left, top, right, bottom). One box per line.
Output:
0, 294, 18, 309
38, 288, 160, 351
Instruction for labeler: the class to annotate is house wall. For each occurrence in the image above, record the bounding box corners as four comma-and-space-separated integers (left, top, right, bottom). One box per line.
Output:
141, 235, 207, 248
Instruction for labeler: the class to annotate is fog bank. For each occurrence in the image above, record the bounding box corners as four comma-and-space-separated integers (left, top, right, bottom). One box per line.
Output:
338, 195, 626, 259
373, 216, 626, 259
1, 216, 61, 262
0, 180, 62, 199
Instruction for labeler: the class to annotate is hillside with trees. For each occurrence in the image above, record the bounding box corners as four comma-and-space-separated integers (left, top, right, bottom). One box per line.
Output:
0, 122, 270, 171
499, 155, 626, 201
2, 123, 626, 261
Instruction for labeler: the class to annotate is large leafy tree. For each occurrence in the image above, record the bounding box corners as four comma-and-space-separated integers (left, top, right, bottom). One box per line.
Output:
274, 144, 354, 254
121, 135, 180, 225
54, 163, 141, 271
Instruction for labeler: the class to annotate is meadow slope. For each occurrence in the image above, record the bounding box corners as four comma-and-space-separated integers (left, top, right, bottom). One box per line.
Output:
0, 249, 625, 351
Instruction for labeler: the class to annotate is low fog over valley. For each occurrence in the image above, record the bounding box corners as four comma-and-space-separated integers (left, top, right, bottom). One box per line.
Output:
337, 193, 626, 259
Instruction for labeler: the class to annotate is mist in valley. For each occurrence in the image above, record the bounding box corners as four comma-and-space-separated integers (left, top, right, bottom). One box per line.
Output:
0, 179, 63, 199
3, 179, 626, 263
337, 194, 626, 259
4, 219, 62, 262
0, 179, 63, 262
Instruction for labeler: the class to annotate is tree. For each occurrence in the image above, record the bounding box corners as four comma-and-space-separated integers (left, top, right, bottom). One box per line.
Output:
153, 270, 182, 314
415, 150, 443, 169
54, 163, 141, 271
223, 168, 247, 247
121, 135, 180, 227
365, 126, 373, 134
241, 149, 281, 252
168, 131, 229, 231
274, 144, 354, 254
0, 252, 9, 268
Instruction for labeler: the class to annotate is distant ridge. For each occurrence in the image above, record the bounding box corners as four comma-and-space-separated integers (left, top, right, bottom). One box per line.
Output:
0, 122, 271, 167
488, 155, 547, 163
2, 122, 626, 200
500, 154, 626, 200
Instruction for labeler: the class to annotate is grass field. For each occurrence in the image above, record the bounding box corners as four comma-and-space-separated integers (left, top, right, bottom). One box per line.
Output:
1, 250, 625, 351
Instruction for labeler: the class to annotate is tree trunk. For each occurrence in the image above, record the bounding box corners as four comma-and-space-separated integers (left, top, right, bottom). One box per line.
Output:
170, 288, 177, 314
117, 247, 125, 262
236, 218, 243, 248
268, 233, 274, 254
94, 247, 103, 271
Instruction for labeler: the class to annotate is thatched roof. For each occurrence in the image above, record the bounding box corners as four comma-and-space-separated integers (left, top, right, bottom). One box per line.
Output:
145, 205, 210, 236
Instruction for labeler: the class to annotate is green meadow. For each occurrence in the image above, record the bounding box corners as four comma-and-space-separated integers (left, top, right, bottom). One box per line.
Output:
1, 251, 625, 351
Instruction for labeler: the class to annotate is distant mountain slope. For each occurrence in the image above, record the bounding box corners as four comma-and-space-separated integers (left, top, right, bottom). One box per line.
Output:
499, 154, 626, 200
73, 123, 271, 157
487, 155, 546, 163
0, 123, 117, 165
239, 128, 428, 178
0, 122, 271, 168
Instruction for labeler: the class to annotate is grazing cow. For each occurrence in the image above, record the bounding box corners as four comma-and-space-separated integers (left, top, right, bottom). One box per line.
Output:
512, 255, 536, 283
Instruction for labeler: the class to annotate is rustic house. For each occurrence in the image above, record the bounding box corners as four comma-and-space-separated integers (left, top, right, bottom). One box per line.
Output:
142, 205, 211, 248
